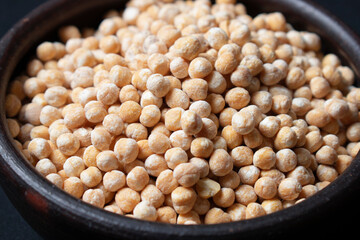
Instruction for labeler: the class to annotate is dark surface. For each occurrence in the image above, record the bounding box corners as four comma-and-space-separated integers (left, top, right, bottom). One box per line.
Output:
0, 0, 360, 240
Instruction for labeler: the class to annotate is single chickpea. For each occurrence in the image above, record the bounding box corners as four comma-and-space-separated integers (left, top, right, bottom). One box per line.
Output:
188, 57, 213, 79
254, 177, 277, 200
157, 206, 177, 224
173, 36, 202, 61
304, 130, 323, 153
235, 184, 257, 206
336, 155, 353, 174
243, 128, 263, 149
278, 178, 302, 200
213, 188, 235, 208
190, 137, 214, 158
80, 166, 102, 188
144, 154, 168, 177
171, 187, 197, 214
315, 145, 337, 165
195, 118, 217, 140
260, 63, 283, 86
205, 27, 228, 50
133, 201, 157, 221
215, 52, 238, 75
346, 122, 360, 142
182, 78, 208, 101
275, 149, 297, 173
169, 130, 193, 151
253, 147, 276, 170
146, 74, 171, 98
118, 101, 142, 123
114, 138, 139, 164
63, 177, 84, 199
224, 87, 250, 110
90, 128, 111, 151
227, 203, 246, 221
119, 85, 140, 103
174, 163, 200, 187
164, 107, 184, 132
272, 95, 291, 114
164, 147, 188, 170
170, 57, 189, 79
46, 173, 64, 188
274, 127, 297, 150
205, 71, 227, 94
28, 138, 52, 159
63, 156, 85, 177
258, 116, 281, 138
126, 166, 150, 192
156, 169, 179, 195
316, 164, 338, 182
180, 110, 203, 135
238, 165, 260, 186
35, 158, 57, 177
310, 77, 331, 98
232, 108, 255, 135
195, 177, 221, 199
115, 188, 141, 213
148, 132, 171, 154
305, 108, 330, 128
37, 42, 56, 61
204, 208, 231, 224
206, 93, 225, 114
230, 146, 253, 167
219, 108, 237, 128
209, 149, 233, 177
7, 119, 20, 138
103, 170, 126, 192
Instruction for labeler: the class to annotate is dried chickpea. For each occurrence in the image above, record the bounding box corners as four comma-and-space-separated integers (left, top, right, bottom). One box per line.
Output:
232, 108, 255, 135
173, 36, 201, 61
80, 166, 102, 188
115, 188, 141, 213
174, 163, 200, 187
259, 116, 280, 138
103, 170, 126, 192
28, 138, 52, 159
171, 187, 197, 214
118, 101, 142, 123
35, 158, 57, 177
164, 147, 188, 170
205, 208, 231, 224
127, 166, 150, 191
63, 156, 85, 177
182, 78, 208, 101
209, 149, 233, 177
274, 127, 297, 150
114, 138, 139, 164
278, 178, 302, 201
64, 177, 84, 199
169, 130, 193, 151
133, 201, 157, 221
225, 87, 250, 110
253, 147, 276, 170
190, 137, 214, 158
144, 154, 168, 177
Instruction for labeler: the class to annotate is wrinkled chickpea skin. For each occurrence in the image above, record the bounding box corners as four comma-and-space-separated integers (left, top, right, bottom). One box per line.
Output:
6, 0, 360, 225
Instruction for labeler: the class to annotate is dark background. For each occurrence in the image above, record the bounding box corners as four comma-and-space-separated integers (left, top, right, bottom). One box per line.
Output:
0, 0, 360, 239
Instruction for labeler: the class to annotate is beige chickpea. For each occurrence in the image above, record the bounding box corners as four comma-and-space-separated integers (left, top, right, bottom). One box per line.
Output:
35, 158, 57, 177
260, 63, 283, 86
275, 149, 297, 172
316, 164, 338, 182
227, 203, 246, 221
147, 53, 170, 75
148, 132, 171, 155
238, 165, 260, 186
209, 149, 233, 177
235, 184, 257, 206
157, 206, 177, 224
63, 177, 84, 199
259, 116, 281, 138
5, 94, 22, 118
180, 110, 203, 135
195, 118, 217, 140
114, 138, 139, 164
315, 145, 337, 165
144, 154, 168, 177
189, 101, 211, 118
278, 178, 302, 201
46, 173, 64, 188
243, 128, 263, 149
83, 188, 106, 208
126, 166, 149, 192
231, 146, 253, 167
95, 150, 118, 172
205, 71, 227, 94
174, 163, 200, 187
133, 201, 157, 221
173, 36, 201, 61
272, 95, 291, 114
119, 85, 140, 103
90, 128, 111, 151
102, 114, 124, 136
254, 177, 277, 200
336, 155, 353, 174
115, 188, 141, 213
190, 137, 214, 158
215, 51, 238, 75
164, 147, 188, 170
27, 138, 52, 159
310, 77, 331, 98
63, 156, 85, 178
182, 78, 208, 101
213, 188, 235, 208
250, 91, 272, 114
146, 74, 171, 98
156, 169, 179, 195
188, 57, 213, 79
346, 122, 360, 142
170, 57, 189, 79
305, 108, 330, 128
232, 108, 255, 135
165, 88, 190, 109
103, 170, 126, 192
291, 97, 312, 117
253, 147, 276, 170
204, 208, 231, 224
274, 127, 297, 150
225, 87, 250, 110
169, 130, 193, 151
171, 187, 197, 214
219, 108, 236, 128
6, 119, 20, 138
164, 107, 184, 132
195, 177, 220, 199
118, 101, 142, 123
304, 130, 323, 153
80, 166, 102, 188
206, 93, 225, 114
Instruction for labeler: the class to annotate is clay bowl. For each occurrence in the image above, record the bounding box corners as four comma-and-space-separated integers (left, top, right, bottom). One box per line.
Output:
0, 0, 359, 239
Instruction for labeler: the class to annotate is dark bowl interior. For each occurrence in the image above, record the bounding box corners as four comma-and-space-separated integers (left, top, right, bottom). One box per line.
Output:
0, 0, 360, 239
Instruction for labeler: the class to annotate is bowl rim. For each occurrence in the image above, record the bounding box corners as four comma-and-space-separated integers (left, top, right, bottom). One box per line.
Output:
0, 0, 360, 238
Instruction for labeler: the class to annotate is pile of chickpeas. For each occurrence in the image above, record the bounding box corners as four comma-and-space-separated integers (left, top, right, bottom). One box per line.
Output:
5, 0, 360, 224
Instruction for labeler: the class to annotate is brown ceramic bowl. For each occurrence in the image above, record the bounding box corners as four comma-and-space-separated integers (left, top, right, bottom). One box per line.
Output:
0, 0, 359, 239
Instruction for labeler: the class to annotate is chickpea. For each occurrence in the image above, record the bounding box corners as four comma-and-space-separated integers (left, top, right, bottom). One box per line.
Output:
274, 127, 297, 150
171, 187, 197, 214
182, 78, 208, 101
127, 167, 150, 191
103, 170, 126, 192
170, 57, 189, 79
316, 164, 338, 182
188, 57, 213, 79
205, 208, 231, 224
174, 163, 200, 187
157, 206, 177, 224
64, 177, 84, 199
232, 108, 255, 135
205, 71, 227, 94
169, 130, 193, 151
259, 116, 281, 138
114, 138, 139, 164
173, 36, 202, 61
225, 87, 250, 110
144, 154, 168, 177
115, 188, 141, 213
209, 149, 233, 177
80, 166, 102, 188
253, 147, 276, 170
